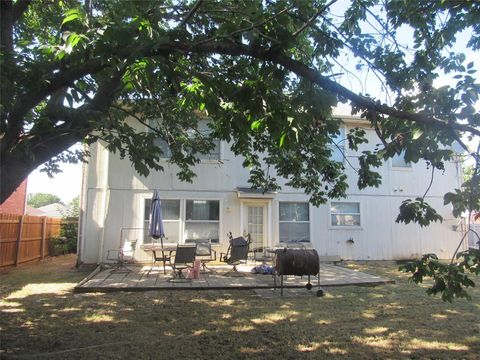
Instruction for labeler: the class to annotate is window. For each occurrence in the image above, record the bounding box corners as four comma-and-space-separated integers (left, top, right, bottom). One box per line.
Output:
149, 119, 220, 160
154, 138, 172, 159
148, 119, 172, 159
391, 151, 411, 168
144, 199, 180, 243
328, 126, 346, 163
185, 200, 220, 243
279, 202, 310, 243
330, 202, 360, 227
191, 120, 221, 160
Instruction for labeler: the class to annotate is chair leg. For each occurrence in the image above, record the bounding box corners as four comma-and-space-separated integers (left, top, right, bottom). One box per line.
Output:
223, 264, 244, 277
200, 262, 215, 274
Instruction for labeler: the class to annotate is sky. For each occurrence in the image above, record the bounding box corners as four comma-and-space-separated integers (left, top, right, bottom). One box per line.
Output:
26, 2, 479, 204
27, 159, 83, 204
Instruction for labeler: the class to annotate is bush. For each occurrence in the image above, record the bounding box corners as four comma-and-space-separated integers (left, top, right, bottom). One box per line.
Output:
60, 218, 78, 253
49, 236, 69, 256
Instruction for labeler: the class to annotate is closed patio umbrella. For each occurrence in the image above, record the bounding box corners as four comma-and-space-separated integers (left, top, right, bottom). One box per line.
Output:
148, 190, 169, 274
148, 189, 165, 240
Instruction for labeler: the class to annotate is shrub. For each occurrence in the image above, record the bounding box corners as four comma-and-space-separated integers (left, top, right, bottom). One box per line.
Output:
49, 236, 68, 256
60, 217, 78, 253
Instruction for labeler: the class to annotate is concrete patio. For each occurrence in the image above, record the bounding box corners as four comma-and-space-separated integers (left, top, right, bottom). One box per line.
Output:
74, 263, 394, 293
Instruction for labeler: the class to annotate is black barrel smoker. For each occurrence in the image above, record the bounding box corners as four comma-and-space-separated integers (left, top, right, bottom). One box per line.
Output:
274, 248, 323, 296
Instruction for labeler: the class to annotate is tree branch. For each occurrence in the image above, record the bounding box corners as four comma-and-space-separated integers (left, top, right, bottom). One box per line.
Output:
4, 59, 107, 151
146, 41, 480, 137
0, 0, 14, 53
12, 0, 32, 23
178, 0, 203, 28
292, 0, 338, 37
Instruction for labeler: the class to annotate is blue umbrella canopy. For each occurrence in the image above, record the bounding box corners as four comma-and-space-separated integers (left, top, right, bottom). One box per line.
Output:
148, 190, 165, 239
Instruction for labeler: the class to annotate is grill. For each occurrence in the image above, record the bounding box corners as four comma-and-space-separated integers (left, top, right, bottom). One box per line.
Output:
274, 248, 323, 296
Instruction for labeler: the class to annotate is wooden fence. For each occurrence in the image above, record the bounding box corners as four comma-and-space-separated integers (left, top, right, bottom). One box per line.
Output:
0, 213, 66, 268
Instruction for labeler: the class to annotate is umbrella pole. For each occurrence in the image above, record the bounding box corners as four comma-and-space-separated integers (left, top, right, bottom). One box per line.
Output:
161, 237, 167, 275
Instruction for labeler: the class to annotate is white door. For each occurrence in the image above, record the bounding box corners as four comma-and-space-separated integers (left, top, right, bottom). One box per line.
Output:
243, 204, 268, 250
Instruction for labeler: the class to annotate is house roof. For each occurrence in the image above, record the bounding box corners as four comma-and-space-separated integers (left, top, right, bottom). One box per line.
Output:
37, 203, 67, 218
25, 206, 47, 216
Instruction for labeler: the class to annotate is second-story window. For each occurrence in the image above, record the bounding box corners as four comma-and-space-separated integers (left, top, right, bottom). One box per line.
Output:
328, 126, 346, 163
391, 151, 411, 168
190, 120, 221, 160
149, 119, 220, 161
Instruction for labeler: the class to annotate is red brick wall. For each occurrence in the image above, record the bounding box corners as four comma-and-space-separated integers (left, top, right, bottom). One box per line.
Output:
0, 179, 27, 215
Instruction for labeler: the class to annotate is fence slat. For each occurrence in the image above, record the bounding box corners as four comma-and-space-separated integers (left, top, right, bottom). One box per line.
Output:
14, 215, 25, 266
41, 217, 47, 260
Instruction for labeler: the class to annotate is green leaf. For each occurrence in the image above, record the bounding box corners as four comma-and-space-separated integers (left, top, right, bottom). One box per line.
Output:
62, 10, 81, 26
412, 129, 423, 140
251, 119, 263, 131
279, 132, 286, 148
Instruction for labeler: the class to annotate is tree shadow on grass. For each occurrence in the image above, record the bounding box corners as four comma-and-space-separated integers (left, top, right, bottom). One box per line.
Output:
1, 257, 479, 359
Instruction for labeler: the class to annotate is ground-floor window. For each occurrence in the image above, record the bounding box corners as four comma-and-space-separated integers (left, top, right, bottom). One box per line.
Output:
330, 202, 361, 226
185, 200, 220, 243
144, 198, 219, 244
144, 199, 181, 243
279, 202, 310, 243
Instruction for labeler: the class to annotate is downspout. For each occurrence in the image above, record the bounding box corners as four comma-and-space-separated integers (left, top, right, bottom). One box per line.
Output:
76, 157, 88, 268
454, 150, 467, 252
97, 142, 110, 265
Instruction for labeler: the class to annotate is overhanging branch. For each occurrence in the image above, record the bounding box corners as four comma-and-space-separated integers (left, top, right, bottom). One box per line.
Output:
145, 41, 480, 138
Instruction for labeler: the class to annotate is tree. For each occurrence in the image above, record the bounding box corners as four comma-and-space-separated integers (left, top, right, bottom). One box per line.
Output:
1, 0, 479, 300
27, 192, 62, 208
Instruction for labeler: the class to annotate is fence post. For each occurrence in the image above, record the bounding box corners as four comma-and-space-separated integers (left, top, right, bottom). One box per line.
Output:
41, 217, 47, 260
15, 215, 25, 266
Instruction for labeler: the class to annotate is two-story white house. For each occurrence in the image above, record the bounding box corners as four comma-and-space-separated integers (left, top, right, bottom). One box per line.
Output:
77, 115, 465, 265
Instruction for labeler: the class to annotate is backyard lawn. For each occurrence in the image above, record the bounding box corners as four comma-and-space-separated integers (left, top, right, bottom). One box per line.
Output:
1, 255, 479, 359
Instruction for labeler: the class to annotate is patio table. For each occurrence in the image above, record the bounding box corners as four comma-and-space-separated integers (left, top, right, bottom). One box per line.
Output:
141, 244, 178, 274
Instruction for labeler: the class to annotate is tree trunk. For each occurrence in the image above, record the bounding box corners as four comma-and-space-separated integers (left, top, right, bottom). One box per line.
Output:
0, 133, 83, 204
0, 153, 32, 204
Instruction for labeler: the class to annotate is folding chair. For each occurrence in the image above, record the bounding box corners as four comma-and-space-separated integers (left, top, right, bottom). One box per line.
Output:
190, 239, 217, 273
169, 244, 197, 281
220, 235, 250, 276
106, 239, 137, 273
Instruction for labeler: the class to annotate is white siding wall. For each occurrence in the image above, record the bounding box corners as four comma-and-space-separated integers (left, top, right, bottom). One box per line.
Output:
79, 120, 465, 264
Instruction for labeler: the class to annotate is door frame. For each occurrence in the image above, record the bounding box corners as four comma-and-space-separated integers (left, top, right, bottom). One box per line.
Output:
239, 199, 272, 248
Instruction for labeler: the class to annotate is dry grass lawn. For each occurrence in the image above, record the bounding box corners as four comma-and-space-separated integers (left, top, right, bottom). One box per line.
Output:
1, 255, 479, 359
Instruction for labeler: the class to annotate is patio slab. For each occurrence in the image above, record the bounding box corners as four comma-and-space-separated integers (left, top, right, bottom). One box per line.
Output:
74, 263, 394, 293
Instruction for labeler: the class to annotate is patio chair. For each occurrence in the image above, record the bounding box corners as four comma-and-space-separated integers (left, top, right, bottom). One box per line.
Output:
220, 235, 250, 276
168, 244, 197, 281
251, 246, 274, 264
106, 239, 137, 273
188, 239, 217, 273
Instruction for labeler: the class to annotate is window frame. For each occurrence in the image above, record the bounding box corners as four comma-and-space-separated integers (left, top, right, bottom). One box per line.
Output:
143, 198, 181, 244
190, 119, 222, 162
142, 197, 222, 245
329, 201, 362, 229
328, 125, 346, 164
147, 119, 172, 160
390, 151, 413, 170
147, 119, 223, 162
184, 199, 221, 244
278, 201, 311, 244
